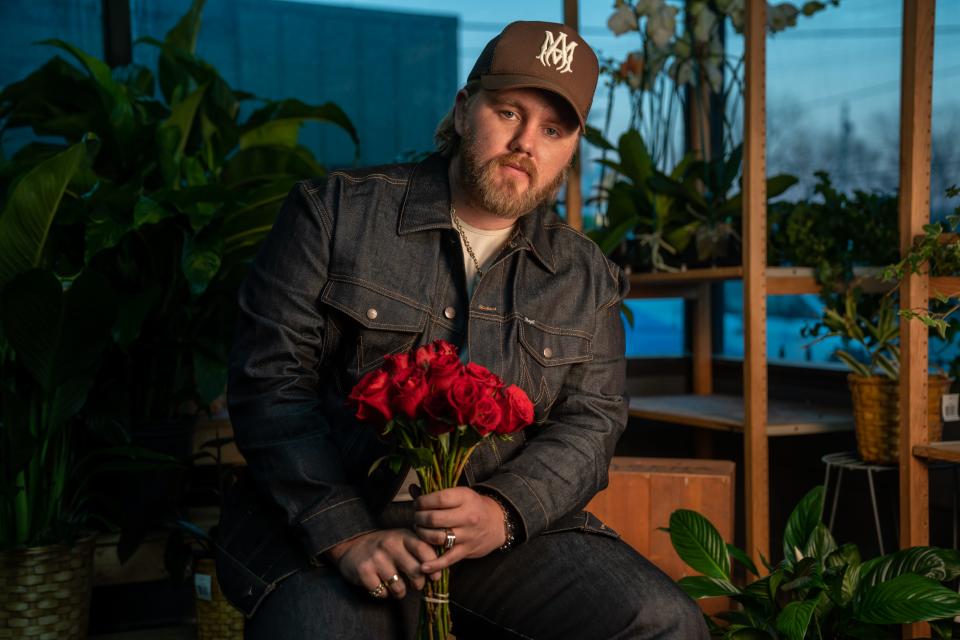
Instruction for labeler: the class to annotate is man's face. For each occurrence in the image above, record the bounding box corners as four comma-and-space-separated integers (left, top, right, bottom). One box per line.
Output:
454, 87, 580, 220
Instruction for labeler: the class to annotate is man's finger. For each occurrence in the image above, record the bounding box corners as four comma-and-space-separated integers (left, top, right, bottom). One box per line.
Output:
421, 546, 465, 574
413, 509, 462, 530
413, 525, 452, 547
415, 487, 468, 510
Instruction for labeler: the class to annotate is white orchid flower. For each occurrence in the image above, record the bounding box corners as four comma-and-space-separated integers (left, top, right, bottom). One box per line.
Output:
691, 3, 718, 43
607, 3, 639, 36
647, 3, 679, 49
635, 0, 666, 17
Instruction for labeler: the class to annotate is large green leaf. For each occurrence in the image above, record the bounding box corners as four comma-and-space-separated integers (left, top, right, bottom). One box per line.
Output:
164, 0, 207, 55
668, 509, 730, 579
854, 574, 960, 624
0, 141, 86, 289
860, 547, 960, 588
616, 129, 652, 188
775, 600, 818, 640
38, 40, 135, 146
783, 486, 824, 564
677, 575, 740, 599
803, 522, 838, 563
241, 99, 359, 151
1, 269, 116, 390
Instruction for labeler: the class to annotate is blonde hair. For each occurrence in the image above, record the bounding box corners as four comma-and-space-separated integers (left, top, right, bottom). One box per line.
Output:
434, 81, 481, 158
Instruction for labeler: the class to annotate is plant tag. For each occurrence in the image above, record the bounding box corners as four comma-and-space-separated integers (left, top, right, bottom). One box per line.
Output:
942, 393, 959, 422
194, 573, 212, 601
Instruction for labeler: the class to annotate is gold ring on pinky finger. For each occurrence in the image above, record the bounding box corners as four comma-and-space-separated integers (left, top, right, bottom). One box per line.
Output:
369, 582, 387, 598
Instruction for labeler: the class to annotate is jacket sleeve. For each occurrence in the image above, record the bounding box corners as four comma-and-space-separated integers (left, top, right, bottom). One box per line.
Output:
227, 180, 379, 560
474, 258, 630, 541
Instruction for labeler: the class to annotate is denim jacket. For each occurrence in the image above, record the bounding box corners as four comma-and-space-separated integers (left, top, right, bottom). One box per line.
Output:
216, 153, 629, 616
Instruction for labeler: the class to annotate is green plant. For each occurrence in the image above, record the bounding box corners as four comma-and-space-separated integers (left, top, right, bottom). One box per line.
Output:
588, 128, 691, 271
0, 0, 355, 548
0, 139, 178, 549
0, 0, 357, 428
881, 184, 960, 340
769, 171, 899, 292
805, 289, 901, 380
667, 485, 960, 638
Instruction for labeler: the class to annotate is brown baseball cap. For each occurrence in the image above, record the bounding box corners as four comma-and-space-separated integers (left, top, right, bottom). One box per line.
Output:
467, 21, 599, 132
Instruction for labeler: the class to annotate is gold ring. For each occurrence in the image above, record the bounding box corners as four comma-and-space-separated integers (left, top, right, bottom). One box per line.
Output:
369, 582, 387, 598
385, 574, 401, 586
444, 529, 456, 550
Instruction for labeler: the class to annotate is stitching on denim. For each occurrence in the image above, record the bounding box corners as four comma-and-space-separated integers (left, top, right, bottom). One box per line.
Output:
504, 470, 549, 524
356, 334, 416, 373
328, 171, 407, 185
299, 182, 335, 241
299, 497, 365, 524
450, 600, 535, 640
327, 273, 431, 312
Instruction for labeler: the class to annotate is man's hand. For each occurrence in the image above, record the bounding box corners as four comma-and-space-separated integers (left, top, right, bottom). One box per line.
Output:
326, 529, 437, 599
413, 487, 506, 576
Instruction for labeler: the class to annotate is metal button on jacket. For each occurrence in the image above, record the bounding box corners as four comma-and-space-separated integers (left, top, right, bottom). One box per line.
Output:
444, 306, 456, 319
366, 308, 378, 320
543, 347, 553, 359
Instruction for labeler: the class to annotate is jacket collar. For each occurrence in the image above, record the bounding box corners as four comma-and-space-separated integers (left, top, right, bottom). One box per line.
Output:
397, 153, 557, 274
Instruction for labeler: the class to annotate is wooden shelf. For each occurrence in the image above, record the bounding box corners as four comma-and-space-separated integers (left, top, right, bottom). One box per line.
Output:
628, 394, 853, 437
913, 441, 960, 463
627, 266, 893, 298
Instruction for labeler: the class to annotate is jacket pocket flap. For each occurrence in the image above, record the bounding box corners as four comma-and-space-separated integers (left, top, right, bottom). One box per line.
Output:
322, 277, 426, 332
518, 321, 592, 367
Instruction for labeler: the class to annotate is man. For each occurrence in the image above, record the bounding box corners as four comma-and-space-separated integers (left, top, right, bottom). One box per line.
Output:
218, 20, 708, 639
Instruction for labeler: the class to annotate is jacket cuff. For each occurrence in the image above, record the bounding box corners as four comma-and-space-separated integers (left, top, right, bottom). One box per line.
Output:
297, 496, 379, 560
473, 471, 549, 541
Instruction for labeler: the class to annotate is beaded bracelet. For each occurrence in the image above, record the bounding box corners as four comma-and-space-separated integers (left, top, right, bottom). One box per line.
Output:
485, 493, 517, 551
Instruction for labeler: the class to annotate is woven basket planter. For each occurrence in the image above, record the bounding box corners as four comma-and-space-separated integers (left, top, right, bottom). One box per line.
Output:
0, 533, 96, 639
195, 557, 244, 639
848, 374, 950, 464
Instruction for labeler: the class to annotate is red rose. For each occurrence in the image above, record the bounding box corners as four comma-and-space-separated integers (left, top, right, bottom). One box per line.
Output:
428, 353, 464, 392
347, 369, 393, 426
391, 366, 429, 419
497, 385, 534, 434
434, 340, 458, 357
464, 361, 504, 391
424, 390, 455, 435
414, 343, 437, 368
447, 376, 481, 425
383, 352, 412, 375
470, 395, 503, 435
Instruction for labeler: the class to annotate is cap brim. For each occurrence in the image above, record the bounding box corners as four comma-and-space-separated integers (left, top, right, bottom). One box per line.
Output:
479, 74, 586, 132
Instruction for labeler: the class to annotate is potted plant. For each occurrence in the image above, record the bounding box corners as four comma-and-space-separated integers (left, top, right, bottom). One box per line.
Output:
805, 289, 949, 464
0, 138, 179, 638
586, 130, 797, 271
0, 0, 356, 633
666, 485, 960, 638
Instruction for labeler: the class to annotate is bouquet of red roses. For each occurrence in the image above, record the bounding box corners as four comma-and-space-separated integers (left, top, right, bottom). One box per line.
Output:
347, 339, 534, 640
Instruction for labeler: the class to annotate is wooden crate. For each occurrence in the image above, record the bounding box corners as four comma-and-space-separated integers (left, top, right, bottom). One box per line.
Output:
586, 457, 736, 614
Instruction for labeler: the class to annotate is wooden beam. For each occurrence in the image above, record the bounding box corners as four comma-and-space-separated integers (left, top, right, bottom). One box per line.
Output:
743, 0, 770, 567
898, 2, 936, 636
564, 0, 583, 231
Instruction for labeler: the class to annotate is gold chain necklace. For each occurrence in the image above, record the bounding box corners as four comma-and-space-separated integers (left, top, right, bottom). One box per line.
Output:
451, 205, 484, 280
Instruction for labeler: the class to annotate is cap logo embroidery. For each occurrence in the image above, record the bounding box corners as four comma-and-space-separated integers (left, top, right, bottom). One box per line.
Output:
536, 30, 577, 74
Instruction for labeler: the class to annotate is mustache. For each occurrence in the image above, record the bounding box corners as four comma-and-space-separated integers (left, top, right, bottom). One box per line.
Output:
495, 154, 536, 178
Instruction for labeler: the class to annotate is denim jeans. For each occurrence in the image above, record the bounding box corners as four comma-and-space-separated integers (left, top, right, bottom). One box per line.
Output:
243, 523, 709, 640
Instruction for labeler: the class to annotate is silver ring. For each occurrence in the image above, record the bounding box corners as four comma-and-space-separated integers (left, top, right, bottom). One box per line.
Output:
369, 582, 387, 598
385, 574, 401, 587
444, 529, 456, 550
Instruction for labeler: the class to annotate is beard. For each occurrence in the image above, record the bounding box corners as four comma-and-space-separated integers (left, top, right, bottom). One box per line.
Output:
457, 128, 570, 221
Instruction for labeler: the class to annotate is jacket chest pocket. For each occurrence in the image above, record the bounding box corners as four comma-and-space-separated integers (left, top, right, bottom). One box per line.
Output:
322, 277, 428, 376
516, 319, 593, 422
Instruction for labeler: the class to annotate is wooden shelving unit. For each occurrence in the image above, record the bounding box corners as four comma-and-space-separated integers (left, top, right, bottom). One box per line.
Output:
622, 2, 957, 579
